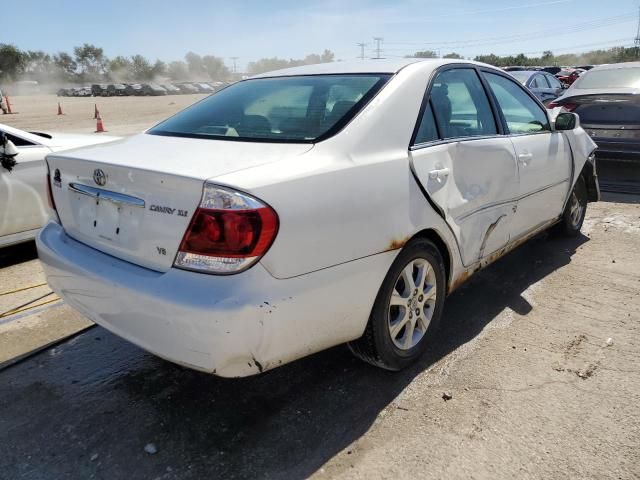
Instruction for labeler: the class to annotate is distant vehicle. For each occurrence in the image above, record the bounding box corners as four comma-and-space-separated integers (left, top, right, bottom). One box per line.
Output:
91, 84, 109, 97
38, 59, 598, 377
541, 66, 562, 75
549, 62, 640, 165
125, 84, 144, 96
194, 83, 215, 94
556, 69, 585, 87
176, 83, 200, 94
141, 84, 168, 96
508, 70, 565, 105
160, 84, 181, 95
73, 87, 92, 97
107, 84, 128, 96
0, 123, 118, 248
503, 66, 529, 72
57, 88, 71, 97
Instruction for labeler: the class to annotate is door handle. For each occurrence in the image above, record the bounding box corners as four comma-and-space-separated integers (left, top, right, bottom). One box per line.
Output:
428, 167, 450, 182
518, 153, 533, 165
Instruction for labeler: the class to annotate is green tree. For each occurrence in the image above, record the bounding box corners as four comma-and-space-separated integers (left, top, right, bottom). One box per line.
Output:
413, 50, 438, 58
73, 43, 107, 81
202, 55, 229, 80
0, 44, 26, 81
167, 61, 189, 81
443, 52, 463, 59
130, 55, 154, 80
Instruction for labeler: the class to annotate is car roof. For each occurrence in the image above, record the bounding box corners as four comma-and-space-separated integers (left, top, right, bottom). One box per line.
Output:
590, 61, 640, 72
250, 58, 484, 78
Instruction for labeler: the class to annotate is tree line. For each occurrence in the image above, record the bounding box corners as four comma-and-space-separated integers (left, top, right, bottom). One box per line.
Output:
413, 46, 639, 66
0, 43, 337, 84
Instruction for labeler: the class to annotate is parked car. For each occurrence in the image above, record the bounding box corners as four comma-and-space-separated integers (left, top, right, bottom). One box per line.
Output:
57, 88, 71, 97
38, 59, 599, 377
107, 84, 128, 96
0, 124, 118, 248
176, 82, 200, 94
556, 69, 585, 87
141, 84, 168, 96
161, 84, 181, 95
508, 70, 565, 105
548, 62, 640, 164
194, 82, 215, 94
91, 84, 109, 97
125, 83, 144, 96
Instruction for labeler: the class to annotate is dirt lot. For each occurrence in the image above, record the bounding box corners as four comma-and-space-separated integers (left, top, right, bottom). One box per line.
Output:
0, 96, 639, 479
1, 93, 207, 136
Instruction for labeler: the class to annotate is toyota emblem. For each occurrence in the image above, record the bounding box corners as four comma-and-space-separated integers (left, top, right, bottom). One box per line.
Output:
93, 168, 107, 186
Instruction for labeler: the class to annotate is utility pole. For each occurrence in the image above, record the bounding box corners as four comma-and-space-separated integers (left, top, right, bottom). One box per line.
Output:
373, 37, 383, 59
635, 4, 640, 58
230, 57, 239, 74
356, 42, 366, 60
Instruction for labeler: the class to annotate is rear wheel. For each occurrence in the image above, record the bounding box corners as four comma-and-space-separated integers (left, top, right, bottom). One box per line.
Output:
349, 238, 446, 371
559, 176, 587, 236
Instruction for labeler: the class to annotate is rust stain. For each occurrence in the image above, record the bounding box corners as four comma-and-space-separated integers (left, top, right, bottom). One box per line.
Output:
449, 269, 471, 293
387, 236, 410, 251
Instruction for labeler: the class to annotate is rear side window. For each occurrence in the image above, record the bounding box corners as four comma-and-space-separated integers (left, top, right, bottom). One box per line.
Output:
483, 72, 550, 134
530, 75, 549, 88
148, 74, 390, 143
414, 102, 439, 144
429, 69, 497, 140
546, 74, 562, 89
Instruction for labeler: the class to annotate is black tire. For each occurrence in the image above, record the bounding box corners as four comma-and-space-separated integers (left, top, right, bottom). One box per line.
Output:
558, 176, 587, 236
349, 238, 446, 371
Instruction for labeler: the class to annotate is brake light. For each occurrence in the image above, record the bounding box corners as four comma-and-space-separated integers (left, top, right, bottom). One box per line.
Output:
174, 184, 279, 274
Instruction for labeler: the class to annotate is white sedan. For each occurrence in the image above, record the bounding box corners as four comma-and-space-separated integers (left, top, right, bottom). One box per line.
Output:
0, 124, 118, 247
37, 59, 599, 377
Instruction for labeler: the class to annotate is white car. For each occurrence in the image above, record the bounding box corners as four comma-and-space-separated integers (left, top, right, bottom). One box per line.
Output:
0, 124, 118, 247
37, 59, 599, 377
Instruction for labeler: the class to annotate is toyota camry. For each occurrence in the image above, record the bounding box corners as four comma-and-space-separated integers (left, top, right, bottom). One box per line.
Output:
37, 59, 599, 377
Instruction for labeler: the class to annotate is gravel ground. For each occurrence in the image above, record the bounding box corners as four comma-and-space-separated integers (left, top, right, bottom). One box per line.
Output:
0, 194, 638, 480
1, 94, 207, 136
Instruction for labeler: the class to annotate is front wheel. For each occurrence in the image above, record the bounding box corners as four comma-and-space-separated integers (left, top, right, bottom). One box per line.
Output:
349, 238, 446, 371
558, 176, 587, 236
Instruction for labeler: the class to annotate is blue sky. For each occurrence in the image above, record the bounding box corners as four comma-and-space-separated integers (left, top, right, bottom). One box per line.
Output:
3, 0, 639, 70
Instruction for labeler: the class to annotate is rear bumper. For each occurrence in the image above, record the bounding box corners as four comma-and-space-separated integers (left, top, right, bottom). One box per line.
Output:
591, 139, 640, 162
36, 221, 394, 377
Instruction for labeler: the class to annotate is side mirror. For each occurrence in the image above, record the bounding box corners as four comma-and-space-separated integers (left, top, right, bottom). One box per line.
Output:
555, 112, 579, 131
0, 133, 19, 172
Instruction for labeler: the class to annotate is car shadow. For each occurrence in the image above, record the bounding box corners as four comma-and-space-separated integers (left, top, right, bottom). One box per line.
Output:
599, 191, 640, 205
0, 240, 38, 268
0, 232, 589, 480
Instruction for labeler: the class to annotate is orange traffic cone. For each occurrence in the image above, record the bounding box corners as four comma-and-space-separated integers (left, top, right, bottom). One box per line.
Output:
5, 96, 13, 114
95, 113, 106, 133
57, 102, 64, 115
94, 103, 99, 119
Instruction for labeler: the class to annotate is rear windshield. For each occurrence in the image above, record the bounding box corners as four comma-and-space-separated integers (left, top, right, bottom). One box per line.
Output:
508, 72, 530, 85
573, 67, 640, 89
148, 74, 390, 143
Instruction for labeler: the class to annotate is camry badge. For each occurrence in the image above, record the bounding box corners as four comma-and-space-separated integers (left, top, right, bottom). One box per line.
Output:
93, 168, 107, 186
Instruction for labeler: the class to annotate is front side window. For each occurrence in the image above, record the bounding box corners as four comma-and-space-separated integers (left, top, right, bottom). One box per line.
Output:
483, 72, 550, 134
429, 69, 497, 140
0, 130, 34, 147
148, 74, 390, 143
530, 75, 549, 89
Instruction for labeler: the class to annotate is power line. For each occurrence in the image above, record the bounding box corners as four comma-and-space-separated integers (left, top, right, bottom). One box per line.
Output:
229, 56, 238, 73
356, 42, 366, 60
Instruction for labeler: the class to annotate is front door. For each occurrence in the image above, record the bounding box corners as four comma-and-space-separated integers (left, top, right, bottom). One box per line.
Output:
410, 67, 519, 267
481, 71, 572, 239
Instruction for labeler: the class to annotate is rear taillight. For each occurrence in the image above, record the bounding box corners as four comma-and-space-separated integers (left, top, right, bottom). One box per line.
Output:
174, 184, 278, 274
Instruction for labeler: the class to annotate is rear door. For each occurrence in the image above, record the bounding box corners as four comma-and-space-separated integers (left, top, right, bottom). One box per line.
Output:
410, 67, 519, 267
0, 129, 51, 238
482, 71, 571, 239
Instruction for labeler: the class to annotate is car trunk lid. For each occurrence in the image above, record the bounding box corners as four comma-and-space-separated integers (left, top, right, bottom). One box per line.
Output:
47, 134, 312, 272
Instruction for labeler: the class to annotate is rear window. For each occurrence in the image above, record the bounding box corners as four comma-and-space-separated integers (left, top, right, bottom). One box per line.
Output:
573, 67, 640, 89
148, 74, 390, 143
